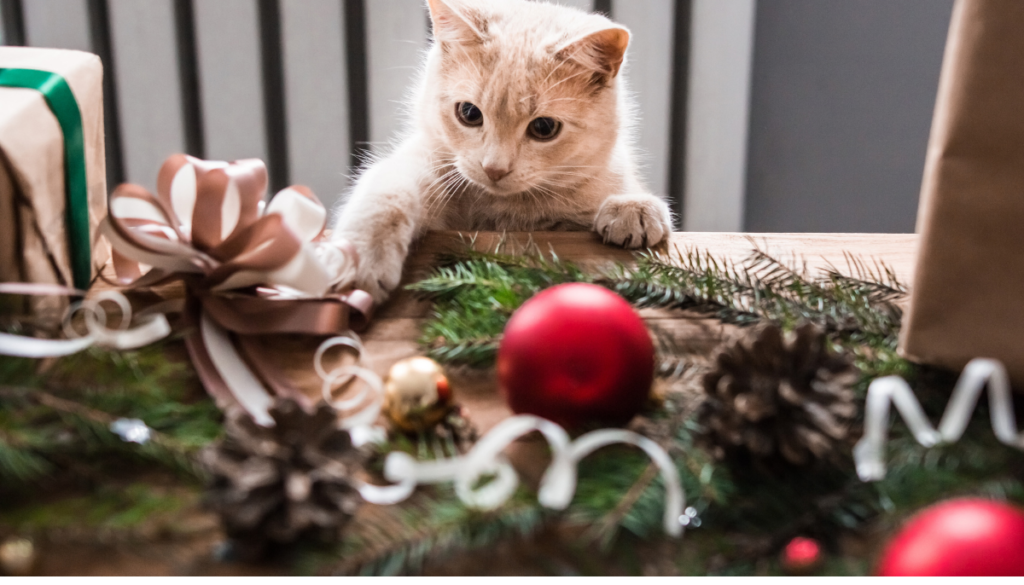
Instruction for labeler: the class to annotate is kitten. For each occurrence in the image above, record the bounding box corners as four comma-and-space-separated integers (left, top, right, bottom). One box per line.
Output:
331, 0, 673, 303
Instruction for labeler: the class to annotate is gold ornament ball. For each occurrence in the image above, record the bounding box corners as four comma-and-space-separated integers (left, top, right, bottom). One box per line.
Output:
0, 538, 36, 576
384, 356, 452, 432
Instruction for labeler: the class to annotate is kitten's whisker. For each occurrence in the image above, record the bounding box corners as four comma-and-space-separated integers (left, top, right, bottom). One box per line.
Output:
424, 167, 463, 218
545, 178, 595, 189
530, 183, 573, 207
541, 180, 585, 191
452, 41, 483, 79
548, 170, 594, 179
540, 97, 588, 105
538, 68, 592, 98
437, 168, 471, 208
540, 56, 573, 87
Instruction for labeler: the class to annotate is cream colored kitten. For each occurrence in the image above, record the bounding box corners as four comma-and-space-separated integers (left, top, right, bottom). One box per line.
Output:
331, 0, 673, 303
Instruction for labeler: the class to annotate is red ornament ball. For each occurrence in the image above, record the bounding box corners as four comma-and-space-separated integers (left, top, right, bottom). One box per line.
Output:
497, 283, 654, 429
781, 536, 823, 575
877, 498, 1024, 576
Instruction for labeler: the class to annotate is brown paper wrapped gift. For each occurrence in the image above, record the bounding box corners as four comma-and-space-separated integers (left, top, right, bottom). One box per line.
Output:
900, 0, 1024, 385
0, 47, 108, 303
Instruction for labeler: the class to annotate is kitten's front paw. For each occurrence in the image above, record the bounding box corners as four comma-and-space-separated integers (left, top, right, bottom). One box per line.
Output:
330, 240, 407, 305
358, 254, 406, 305
593, 194, 672, 249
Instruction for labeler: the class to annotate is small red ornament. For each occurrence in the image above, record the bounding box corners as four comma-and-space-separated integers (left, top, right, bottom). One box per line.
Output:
781, 536, 823, 575
877, 498, 1024, 576
497, 283, 654, 429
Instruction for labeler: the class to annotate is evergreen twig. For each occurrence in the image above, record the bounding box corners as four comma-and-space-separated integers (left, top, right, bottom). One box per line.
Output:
582, 462, 660, 547
410, 239, 910, 379
0, 384, 206, 481
0, 343, 220, 488
318, 491, 547, 576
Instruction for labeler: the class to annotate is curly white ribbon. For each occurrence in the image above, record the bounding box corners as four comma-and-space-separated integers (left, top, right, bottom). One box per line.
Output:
0, 290, 170, 358
0, 285, 375, 435
314, 335, 387, 446
358, 414, 687, 538
854, 358, 1024, 481
200, 327, 386, 432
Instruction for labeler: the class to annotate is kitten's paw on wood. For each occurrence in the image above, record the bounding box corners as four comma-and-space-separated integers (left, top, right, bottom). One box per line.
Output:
594, 194, 671, 249
330, 243, 406, 305
359, 259, 405, 305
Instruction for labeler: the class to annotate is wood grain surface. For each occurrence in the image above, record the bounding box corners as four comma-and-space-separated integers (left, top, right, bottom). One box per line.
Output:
358, 231, 918, 434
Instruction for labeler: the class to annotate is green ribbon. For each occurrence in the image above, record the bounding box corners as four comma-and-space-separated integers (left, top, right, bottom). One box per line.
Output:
0, 68, 91, 290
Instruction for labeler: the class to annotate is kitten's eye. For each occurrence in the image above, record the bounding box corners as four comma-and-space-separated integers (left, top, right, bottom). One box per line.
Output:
528, 117, 562, 141
456, 102, 483, 127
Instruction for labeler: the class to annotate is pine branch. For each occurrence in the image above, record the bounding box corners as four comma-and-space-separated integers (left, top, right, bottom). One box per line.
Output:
0, 432, 54, 484
0, 384, 206, 482
581, 462, 660, 548
0, 343, 220, 488
409, 241, 594, 367
413, 241, 911, 380
425, 340, 501, 368
311, 490, 547, 576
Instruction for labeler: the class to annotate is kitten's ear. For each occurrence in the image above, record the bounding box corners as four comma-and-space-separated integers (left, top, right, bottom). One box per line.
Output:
555, 25, 631, 79
427, 0, 485, 45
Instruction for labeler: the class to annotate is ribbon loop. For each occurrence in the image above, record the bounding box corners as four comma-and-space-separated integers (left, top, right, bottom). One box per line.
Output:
854, 358, 1024, 482
367, 414, 687, 538
0, 289, 170, 358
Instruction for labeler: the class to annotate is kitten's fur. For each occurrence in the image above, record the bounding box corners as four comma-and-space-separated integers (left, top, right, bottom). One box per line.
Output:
331, 0, 673, 302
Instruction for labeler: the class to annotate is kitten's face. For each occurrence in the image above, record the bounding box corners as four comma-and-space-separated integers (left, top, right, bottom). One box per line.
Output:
425, 0, 629, 197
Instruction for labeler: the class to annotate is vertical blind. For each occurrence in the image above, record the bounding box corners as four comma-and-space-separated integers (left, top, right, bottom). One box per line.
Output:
0, 0, 690, 222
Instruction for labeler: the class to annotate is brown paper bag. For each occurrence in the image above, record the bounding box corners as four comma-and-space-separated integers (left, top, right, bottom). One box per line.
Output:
0, 47, 109, 299
900, 0, 1024, 384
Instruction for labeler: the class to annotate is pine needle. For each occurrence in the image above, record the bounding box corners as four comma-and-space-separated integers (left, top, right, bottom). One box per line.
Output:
410, 240, 910, 379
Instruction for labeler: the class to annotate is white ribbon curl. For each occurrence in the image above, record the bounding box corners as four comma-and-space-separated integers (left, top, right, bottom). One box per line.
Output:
0, 290, 170, 358
854, 358, 1024, 481
358, 414, 687, 538
314, 335, 387, 446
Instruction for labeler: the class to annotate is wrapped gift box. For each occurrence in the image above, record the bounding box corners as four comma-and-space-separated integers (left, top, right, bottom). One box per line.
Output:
0, 47, 108, 299
900, 0, 1024, 385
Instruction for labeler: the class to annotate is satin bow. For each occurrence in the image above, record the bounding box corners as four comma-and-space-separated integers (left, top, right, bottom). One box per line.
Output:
101, 154, 372, 425
102, 154, 369, 315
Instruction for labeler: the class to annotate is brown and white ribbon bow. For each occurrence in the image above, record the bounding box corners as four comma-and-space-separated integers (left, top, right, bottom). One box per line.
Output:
99, 154, 371, 426
102, 154, 364, 301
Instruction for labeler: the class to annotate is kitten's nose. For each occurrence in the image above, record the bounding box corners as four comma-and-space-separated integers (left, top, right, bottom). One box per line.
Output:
483, 165, 511, 183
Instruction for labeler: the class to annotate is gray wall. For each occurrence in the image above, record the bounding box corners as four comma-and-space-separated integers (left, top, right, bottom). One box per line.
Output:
744, 0, 954, 233
4, 0, 957, 234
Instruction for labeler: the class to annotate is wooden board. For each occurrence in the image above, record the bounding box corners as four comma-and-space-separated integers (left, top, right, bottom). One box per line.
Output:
107, 0, 188, 190
280, 0, 351, 209
20, 0, 92, 51
684, 0, 758, 231
615, 0, 675, 197
193, 0, 268, 165
94, 231, 918, 435
364, 0, 429, 152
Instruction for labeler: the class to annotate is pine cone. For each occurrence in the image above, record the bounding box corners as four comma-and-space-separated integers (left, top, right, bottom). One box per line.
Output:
200, 399, 366, 556
436, 405, 478, 453
698, 323, 859, 466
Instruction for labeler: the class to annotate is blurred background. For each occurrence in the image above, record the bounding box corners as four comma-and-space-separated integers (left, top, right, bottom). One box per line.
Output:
0, 0, 954, 233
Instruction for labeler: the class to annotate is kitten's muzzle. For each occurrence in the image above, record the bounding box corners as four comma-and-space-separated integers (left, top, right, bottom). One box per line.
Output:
483, 165, 512, 183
